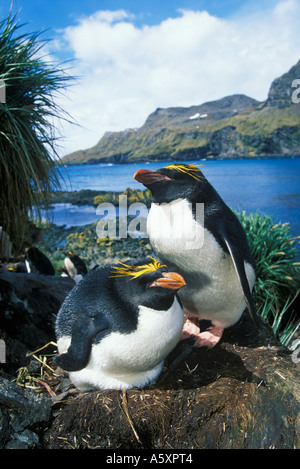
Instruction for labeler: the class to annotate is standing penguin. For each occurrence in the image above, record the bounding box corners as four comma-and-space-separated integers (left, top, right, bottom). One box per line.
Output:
134, 163, 258, 347
24, 247, 55, 276
55, 257, 185, 391
62, 251, 88, 283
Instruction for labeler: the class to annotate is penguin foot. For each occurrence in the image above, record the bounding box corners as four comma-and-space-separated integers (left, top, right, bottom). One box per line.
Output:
180, 319, 201, 340
193, 326, 224, 348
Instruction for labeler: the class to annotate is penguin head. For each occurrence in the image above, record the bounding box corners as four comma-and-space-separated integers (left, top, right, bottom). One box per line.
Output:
133, 163, 207, 203
24, 246, 42, 265
109, 256, 186, 311
62, 250, 74, 258
24, 246, 36, 259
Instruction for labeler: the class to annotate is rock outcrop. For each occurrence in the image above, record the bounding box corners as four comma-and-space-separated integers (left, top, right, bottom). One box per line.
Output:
63, 60, 300, 164
0, 269, 75, 448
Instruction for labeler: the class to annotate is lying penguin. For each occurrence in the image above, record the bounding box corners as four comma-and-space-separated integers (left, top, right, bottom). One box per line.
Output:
134, 163, 259, 348
24, 247, 55, 276
55, 257, 186, 391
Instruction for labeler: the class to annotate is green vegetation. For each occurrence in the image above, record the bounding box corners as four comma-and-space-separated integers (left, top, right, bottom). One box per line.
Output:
236, 211, 300, 346
45, 188, 152, 207
0, 13, 73, 251
94, 188, 152, 206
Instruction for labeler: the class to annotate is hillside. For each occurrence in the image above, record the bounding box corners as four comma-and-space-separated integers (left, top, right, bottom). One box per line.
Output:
63, 60, 300, 165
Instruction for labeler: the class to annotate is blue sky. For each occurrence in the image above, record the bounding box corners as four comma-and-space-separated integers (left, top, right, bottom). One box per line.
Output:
8, 1, 279, 30
2, 1, 300, 155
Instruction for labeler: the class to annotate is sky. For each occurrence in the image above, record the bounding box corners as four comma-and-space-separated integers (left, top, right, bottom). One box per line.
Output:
2, 0, 300, 156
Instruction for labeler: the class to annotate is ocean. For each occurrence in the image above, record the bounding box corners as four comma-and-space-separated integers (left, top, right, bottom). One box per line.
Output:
45, 157, 300, 236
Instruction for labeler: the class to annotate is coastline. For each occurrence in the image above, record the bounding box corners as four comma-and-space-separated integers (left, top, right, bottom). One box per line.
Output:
61, 153, 300, 167
46, 187, 152, 208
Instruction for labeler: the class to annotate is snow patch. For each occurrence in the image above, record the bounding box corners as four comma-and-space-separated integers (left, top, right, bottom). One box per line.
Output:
189, 113, 208, 120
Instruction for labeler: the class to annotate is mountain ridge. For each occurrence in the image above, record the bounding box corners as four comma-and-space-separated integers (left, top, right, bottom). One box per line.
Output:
63, 60, 300, 165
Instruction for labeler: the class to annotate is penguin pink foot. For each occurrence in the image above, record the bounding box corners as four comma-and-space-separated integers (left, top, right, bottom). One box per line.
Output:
193, 326, 224, 348
180, 319, 223, 348
180, 318, 201, 340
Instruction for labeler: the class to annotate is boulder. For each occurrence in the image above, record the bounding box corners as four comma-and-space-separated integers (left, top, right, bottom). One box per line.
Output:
0, 376, 51, 449
0, 269, 74, 448
0, 268, 74, 355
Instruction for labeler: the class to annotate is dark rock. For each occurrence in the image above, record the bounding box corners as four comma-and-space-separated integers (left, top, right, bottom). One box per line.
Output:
0, 268, 75, 385
0, 270, 75, 448
0, 269, 75, 353
0, 376, 51, 448
210, 125, 240, 156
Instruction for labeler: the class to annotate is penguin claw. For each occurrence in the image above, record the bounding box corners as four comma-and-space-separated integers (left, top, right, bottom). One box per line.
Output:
193, 326, 224, 348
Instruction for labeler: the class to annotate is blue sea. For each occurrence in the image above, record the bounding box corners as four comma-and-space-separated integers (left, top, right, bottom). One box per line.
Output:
45, 158, 300, 236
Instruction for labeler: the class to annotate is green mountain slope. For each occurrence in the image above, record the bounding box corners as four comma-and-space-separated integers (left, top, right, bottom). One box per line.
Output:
63, 60, 300, 165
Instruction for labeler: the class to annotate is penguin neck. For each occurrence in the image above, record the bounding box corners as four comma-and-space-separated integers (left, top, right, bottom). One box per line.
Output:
149, 179, 217, 206
149, 181, 194, 204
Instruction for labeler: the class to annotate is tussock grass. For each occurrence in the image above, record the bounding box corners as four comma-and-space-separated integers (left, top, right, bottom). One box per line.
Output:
237, 211, 300, 346
0, 12, 73, 251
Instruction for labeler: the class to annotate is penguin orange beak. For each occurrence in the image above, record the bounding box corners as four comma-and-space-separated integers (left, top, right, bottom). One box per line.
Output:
150, 272, 186, 290
133, 169, 171, 185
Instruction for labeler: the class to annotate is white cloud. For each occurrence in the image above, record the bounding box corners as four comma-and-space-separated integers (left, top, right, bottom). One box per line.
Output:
54, 1, 300, 156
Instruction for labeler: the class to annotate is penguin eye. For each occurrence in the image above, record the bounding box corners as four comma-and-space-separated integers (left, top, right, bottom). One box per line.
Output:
137, 273, 159, 288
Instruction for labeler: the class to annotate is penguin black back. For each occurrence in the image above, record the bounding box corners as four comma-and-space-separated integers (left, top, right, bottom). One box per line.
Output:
25, 247, 55, 276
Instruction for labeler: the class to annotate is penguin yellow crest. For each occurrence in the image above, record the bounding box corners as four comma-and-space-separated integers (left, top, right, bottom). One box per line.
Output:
110, 257, 167, 280
164, 163, 203, 181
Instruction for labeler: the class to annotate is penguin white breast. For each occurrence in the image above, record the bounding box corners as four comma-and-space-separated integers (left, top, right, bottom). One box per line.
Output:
25, 259, 31, 273
90, 297, 184, 373
147, 199, 207, 270
147, 199, 205, 254
64, 257, 77, 278
147, 199, 256, 328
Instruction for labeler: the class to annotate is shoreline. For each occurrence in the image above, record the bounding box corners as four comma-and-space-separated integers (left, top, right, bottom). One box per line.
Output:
60, 154, 300, 167
46, 187, 152, 208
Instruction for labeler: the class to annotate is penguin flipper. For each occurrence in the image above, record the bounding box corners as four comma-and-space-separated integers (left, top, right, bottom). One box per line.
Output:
222, 236, 260, 329
55, 314, 110, 372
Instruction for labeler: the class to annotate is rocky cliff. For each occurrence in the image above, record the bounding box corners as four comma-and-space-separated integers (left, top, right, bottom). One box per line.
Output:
63, 60, 300, 165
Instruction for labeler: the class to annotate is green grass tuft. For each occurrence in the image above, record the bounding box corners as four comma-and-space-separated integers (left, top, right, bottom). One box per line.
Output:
237, 211, 300, 347
0, 12, 74, 252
